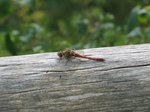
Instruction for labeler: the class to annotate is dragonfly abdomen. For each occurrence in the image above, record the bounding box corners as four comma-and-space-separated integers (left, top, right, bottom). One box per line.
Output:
75, 53, 106, 61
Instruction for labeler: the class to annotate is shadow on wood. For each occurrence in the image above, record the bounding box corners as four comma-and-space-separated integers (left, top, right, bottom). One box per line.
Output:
0, 44, 150, 112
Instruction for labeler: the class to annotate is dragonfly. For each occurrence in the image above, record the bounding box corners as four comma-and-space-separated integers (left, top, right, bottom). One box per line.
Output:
58, 49, 106, 61
57, 49, 106, 78
46, 49, 106, 78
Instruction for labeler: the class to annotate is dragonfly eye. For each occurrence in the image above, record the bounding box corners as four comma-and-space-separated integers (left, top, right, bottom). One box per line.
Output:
57, 51, 63, 57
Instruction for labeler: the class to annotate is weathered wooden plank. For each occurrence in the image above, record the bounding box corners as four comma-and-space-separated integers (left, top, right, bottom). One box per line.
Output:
0, 44, 150, 112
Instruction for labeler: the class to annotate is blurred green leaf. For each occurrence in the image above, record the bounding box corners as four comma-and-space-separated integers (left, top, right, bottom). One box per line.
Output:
138, 7, 148, 23
77, 19, 89, 35
33, 43, 49, 53
0, 0, 12, 16
0, 24, 10, 33
4, 33, 17, 55
20, 28, 35, 44
143, 27, 150, 42
101, 23, 114, 30
31, 23, 44, 34
127, 6, 140, 32
125, 27, 142, 38
19, 23, 43, 45
13, 0, 35, 7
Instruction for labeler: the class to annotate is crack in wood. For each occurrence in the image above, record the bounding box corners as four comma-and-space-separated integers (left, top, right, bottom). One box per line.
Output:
97, 64, 150, 71
0, 88, 43, 95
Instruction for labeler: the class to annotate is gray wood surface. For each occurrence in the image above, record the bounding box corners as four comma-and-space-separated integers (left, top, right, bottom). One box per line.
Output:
0, 44, 150, 112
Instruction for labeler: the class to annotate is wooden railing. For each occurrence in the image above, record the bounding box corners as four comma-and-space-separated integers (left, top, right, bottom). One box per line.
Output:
0, 44, 150, 112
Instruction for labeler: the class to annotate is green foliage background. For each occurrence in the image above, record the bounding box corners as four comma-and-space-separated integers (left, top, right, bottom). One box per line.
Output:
0, 0, 150, 57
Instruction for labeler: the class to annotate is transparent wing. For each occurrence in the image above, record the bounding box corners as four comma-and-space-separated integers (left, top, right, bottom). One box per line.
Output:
74, 49, 84, 55
55, 49, 82, 78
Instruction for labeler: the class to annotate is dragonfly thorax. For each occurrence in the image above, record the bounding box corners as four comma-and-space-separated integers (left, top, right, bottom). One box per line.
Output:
57, 49, 76, 59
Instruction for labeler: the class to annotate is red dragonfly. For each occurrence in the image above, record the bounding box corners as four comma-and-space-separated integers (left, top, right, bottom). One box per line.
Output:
58, 49, 106, 61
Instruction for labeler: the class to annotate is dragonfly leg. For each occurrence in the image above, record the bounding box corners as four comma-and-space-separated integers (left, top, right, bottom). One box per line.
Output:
65, 59, 69, 65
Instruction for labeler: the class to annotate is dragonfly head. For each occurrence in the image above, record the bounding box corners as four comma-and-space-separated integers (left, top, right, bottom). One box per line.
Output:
57, 51, 63, 57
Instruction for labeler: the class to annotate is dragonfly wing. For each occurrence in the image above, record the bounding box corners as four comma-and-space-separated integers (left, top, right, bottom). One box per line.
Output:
74, 49, 84, 55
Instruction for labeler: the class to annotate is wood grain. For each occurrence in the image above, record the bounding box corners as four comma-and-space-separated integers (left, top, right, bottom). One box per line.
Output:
0, 44, 150, 112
